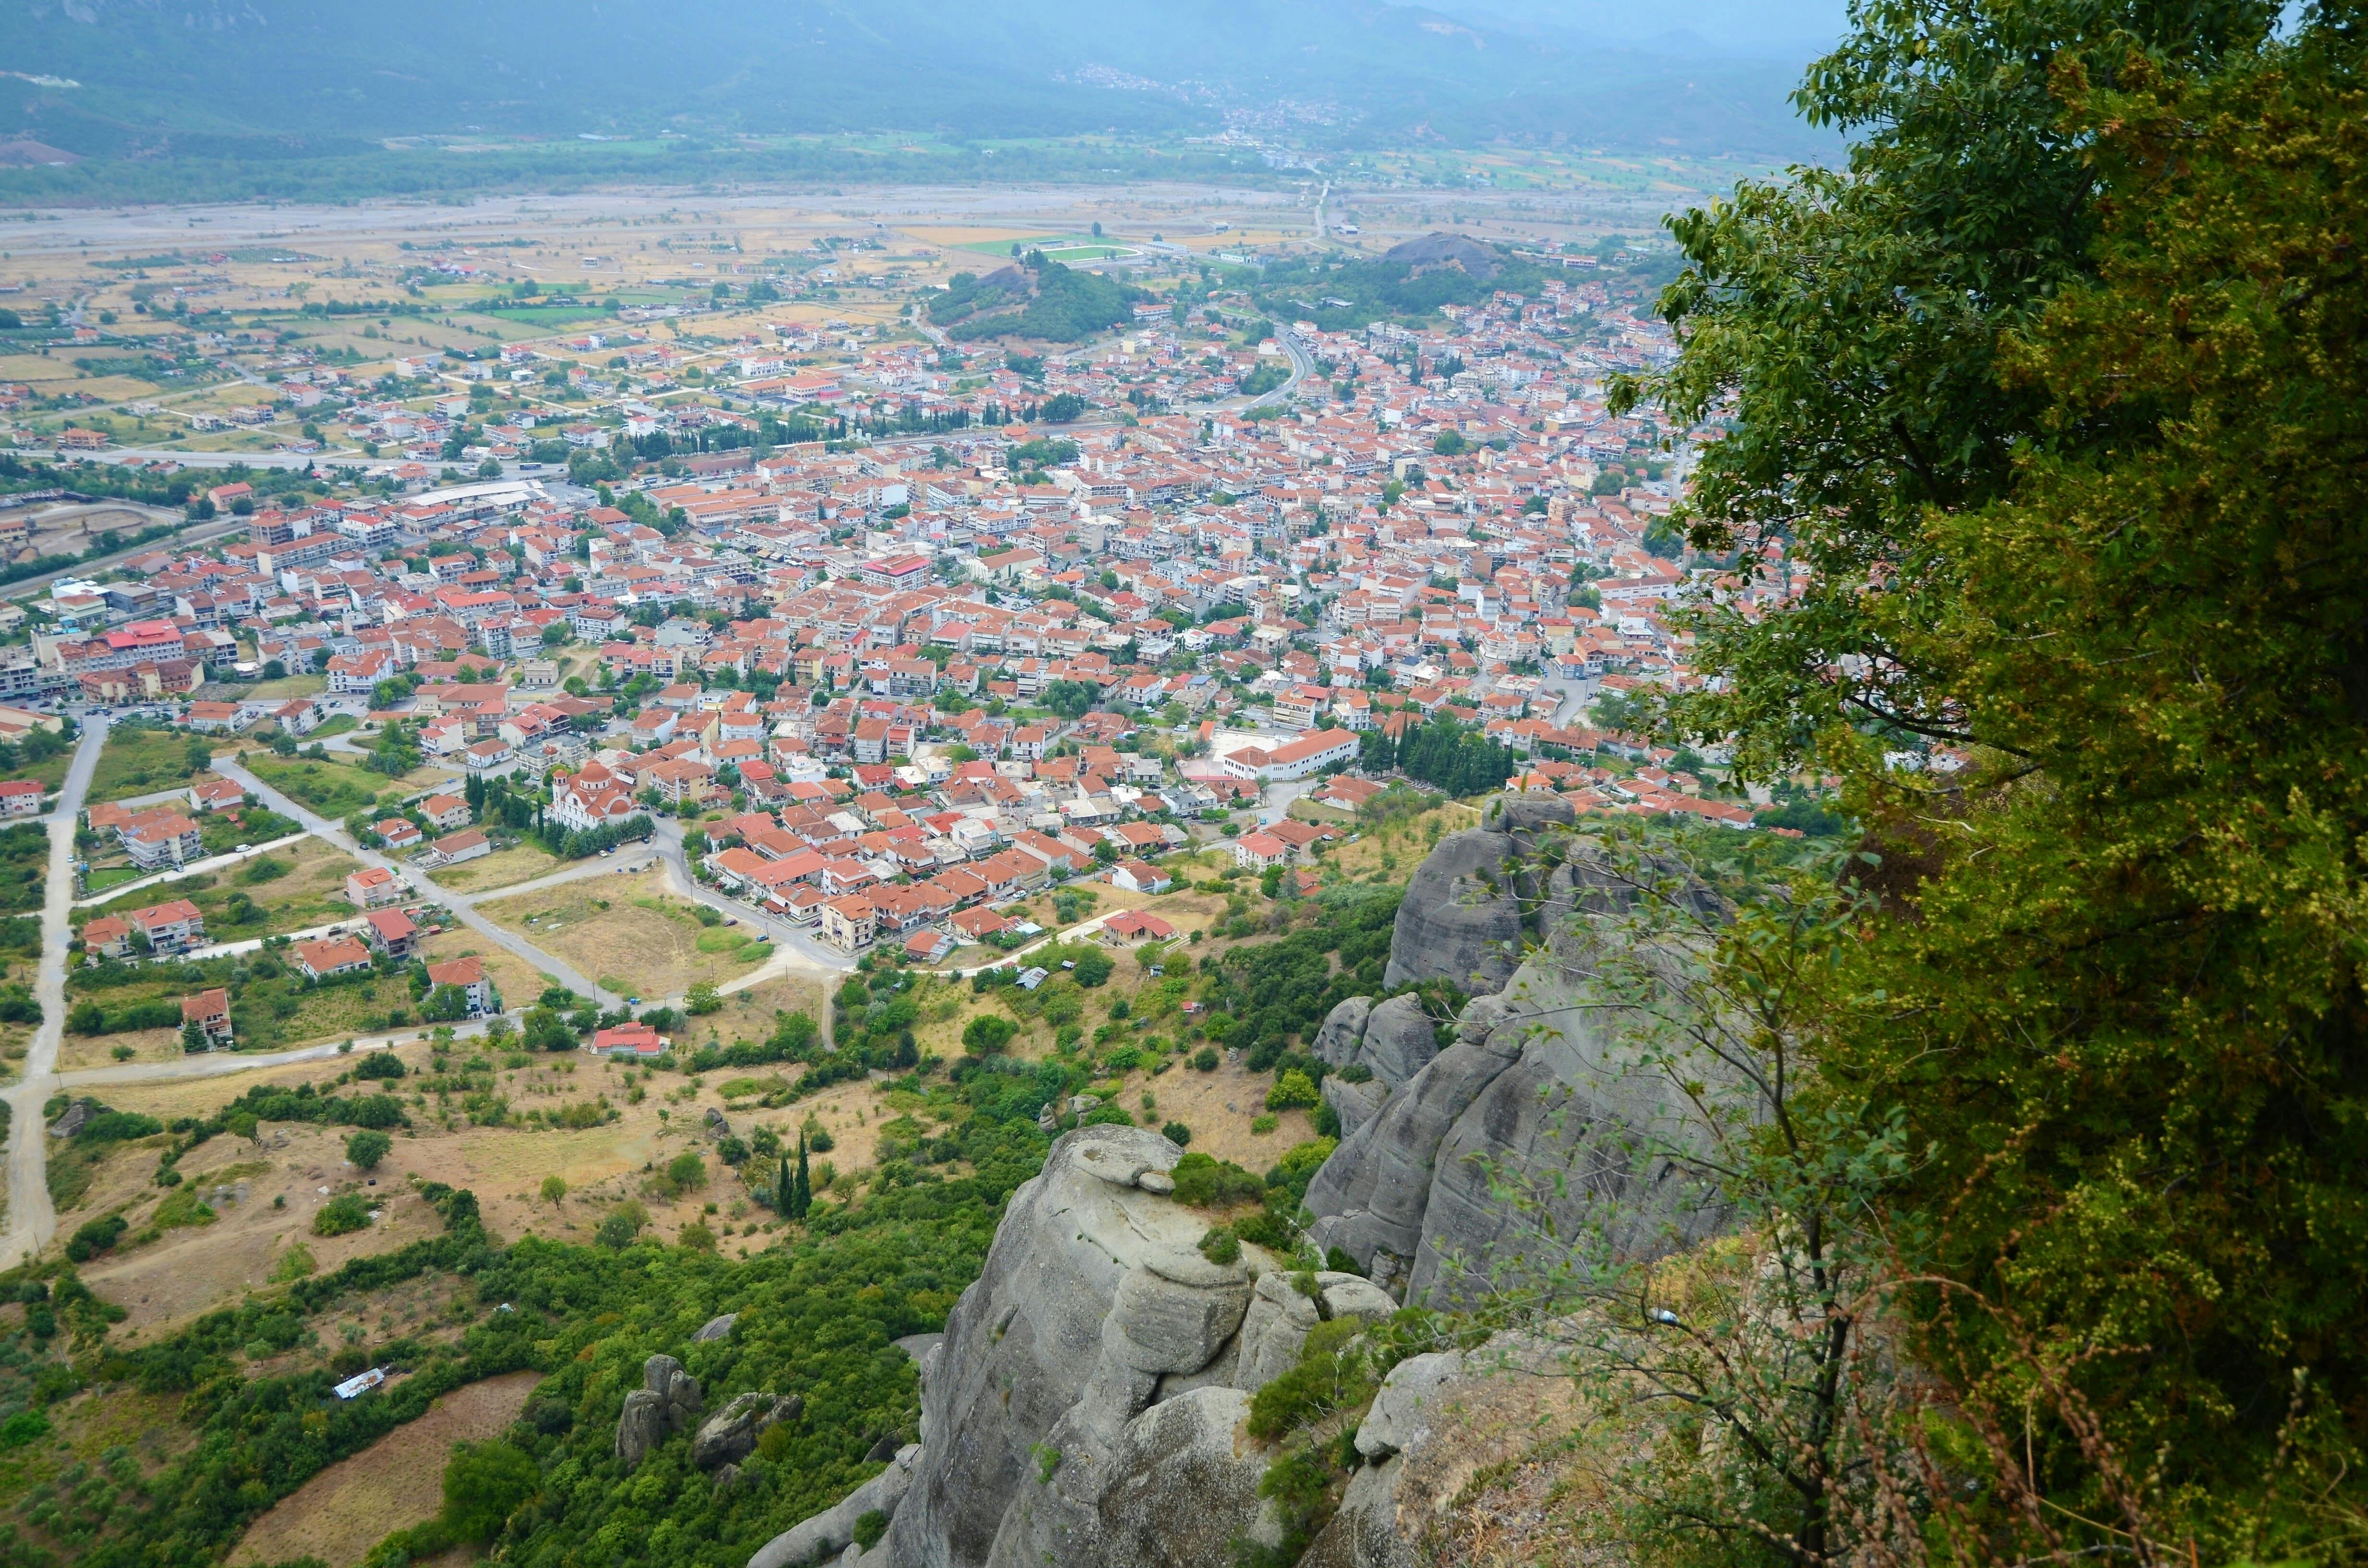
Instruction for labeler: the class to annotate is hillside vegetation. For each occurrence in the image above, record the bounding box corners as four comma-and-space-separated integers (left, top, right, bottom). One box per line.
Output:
1564, 0, 2368, 1562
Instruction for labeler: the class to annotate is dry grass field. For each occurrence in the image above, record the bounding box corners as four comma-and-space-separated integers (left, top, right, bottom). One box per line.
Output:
425, 842, 562, 893
479, 870, 767, 1001
226, 1371, 542, 1568
65, 1119, 445, 1341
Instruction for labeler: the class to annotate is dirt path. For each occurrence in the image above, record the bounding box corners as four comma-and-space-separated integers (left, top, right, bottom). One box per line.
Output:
227, 1370, 542, 1568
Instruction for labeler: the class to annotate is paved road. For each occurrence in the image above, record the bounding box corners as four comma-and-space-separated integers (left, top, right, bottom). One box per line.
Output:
1249, 329, 1314, 412
52, 1014, 520, 1095
0, 718, 109, 1267
211, 756, 620, 1012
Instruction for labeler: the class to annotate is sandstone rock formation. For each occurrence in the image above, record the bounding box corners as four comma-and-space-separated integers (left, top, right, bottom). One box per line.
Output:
617, 1353, 704, 1471
1309, 795, 1735, 1301
693, 1390, 803, 1470
742, 794, 1739, 1568
749, 1441, 921, 1568
1381, 794, 1578, 994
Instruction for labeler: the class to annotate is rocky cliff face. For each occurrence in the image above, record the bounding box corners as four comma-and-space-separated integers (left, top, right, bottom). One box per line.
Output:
750, 795, 1733, 1568
1315, 796, 1734, 1301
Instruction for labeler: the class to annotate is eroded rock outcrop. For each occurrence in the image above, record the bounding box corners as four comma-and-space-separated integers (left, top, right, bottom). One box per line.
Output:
617, 1353, 704, 1471
883, 1126, 1267, 1568
1381, 795, 1577, 994
1310, 795, 1737, 1302
694, 1390, 803, 1470
761, 794, 1741, 1568
750, 1441, 921, 1568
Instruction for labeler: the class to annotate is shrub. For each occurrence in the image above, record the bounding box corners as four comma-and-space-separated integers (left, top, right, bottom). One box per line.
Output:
65, 1213, 127, 1262
1251, 1114, 1279, 1135
0, 1409, 51, 1449
1162, 1120, 1192, 1147
345, 1129, 392, 1171
353, 1051, 406, 1080
1081, 1102, 1134, 1127
1265, 1070, 1320, 1111
853, 1510, 889, 1551
1192, 1047, 1220, 1072
313, 1194, 372, 1236
962, 1014, 1017, 1055
1275, 1138, 1337, 1181
1072, 949, 1114, 988
1198, 1224, 1241, 1265
664, 1151, 706, 1192
270, 1242, 317, 1282
1246, 1318, 1376, 1441
1233, 1210, 1290, 1250
1168, 1152, 1265, 1209
678, 1221, 718, 1251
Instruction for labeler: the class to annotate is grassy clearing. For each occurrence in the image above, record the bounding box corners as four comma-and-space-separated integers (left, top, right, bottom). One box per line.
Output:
423, 842, 561, 893
482, 871, 763, 1001
226, 1371, 543, 1568
247, 756, 399, 818
87, 725, 216, 804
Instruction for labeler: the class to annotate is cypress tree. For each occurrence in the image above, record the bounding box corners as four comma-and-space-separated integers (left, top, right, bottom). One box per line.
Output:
793, 1132, 813, 1218
776, 1153, 792, 1215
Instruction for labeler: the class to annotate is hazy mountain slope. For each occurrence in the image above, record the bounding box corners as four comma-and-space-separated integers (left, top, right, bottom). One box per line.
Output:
0, 0, 1822, 156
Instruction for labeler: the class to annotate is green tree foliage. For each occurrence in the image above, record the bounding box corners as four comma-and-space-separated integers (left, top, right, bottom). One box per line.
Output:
313, 1194, 372, 1236
344, 1130, 392, 1171
960, 1014, 1016, 1055
1040, 678, 1097, 719
1605, 0, 2368, 1557
442, 1440, 538, 1542
1357, 713, 1515, 797
932, 255, 1146, 342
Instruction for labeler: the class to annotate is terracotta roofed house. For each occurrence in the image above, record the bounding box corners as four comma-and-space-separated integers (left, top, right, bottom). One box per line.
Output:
293, 934, 374, 980
424, 955, 492, 1015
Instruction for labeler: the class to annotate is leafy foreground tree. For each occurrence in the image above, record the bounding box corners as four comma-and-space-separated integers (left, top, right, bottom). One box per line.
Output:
1596, 0, 2368, 1563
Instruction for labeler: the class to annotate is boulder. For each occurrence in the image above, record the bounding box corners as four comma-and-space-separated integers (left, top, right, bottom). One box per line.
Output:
692, 1312, 739, 1343
1309, 993, 1439, 1093
1311, 995, 1374, 1069
1355, 1352, 1463, 1459
617, 1353, 704, 1470
704, 1105, 730, 1139
1231, 1270, 1320, 1391
1357, 993, 1441, 1090
750, 1442, 920, 1568
693, 1390, 802, 1470
1083, 1386, 1281, 1568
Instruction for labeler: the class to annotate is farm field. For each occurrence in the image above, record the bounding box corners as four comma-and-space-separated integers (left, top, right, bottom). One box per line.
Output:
226, 1372, 542, 1568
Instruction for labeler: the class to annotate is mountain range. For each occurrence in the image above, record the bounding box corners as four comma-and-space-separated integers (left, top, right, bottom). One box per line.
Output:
0, 0, 1834, 164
